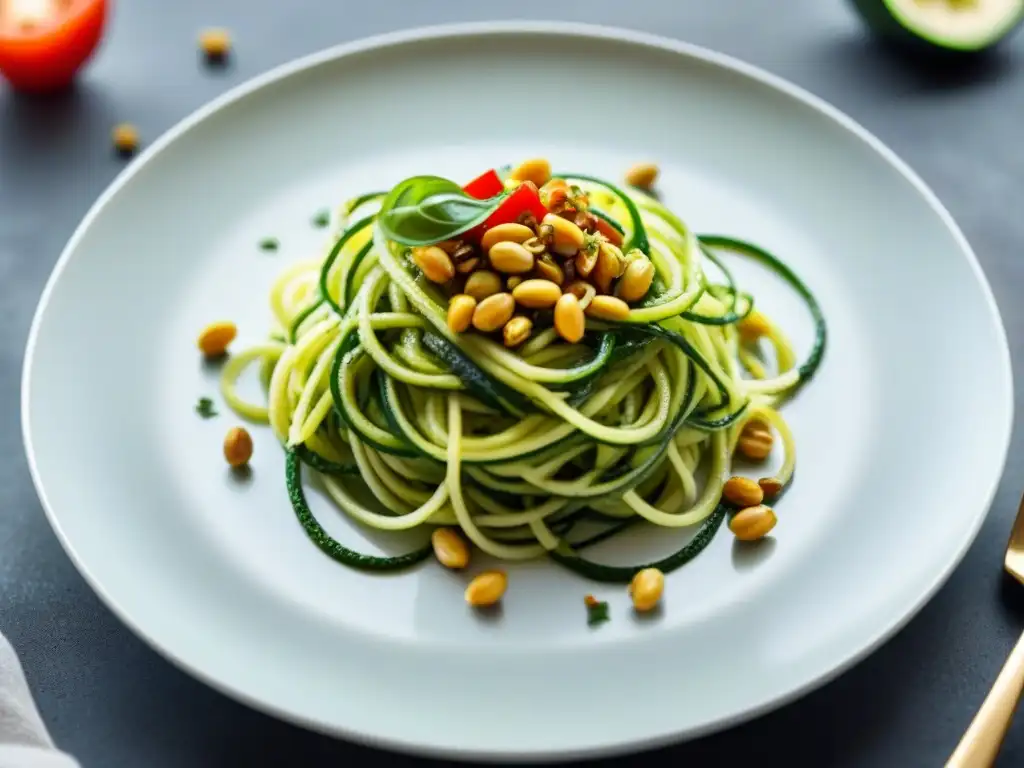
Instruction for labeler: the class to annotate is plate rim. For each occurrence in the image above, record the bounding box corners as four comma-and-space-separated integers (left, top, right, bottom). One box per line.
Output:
20, 20, 1014, 759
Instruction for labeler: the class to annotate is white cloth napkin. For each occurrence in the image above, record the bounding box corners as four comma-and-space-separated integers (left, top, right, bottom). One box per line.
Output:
0, 635, 76, 768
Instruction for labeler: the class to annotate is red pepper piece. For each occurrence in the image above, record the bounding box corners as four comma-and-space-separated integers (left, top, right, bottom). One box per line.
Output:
463, 169, 504, 200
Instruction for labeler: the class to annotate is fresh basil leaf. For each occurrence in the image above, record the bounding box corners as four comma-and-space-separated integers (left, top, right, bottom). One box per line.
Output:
377, 175, 504, 246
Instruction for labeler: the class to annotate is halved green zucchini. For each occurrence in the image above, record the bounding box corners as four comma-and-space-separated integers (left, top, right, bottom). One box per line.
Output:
849, 0, 1023, 53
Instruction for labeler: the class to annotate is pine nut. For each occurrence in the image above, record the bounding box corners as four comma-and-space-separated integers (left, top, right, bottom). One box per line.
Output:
509, 158, 552, 188
197, 321, 237, 358
554, 293, 585, 343
738, 310, 771, 342
455, 257, 480, 274
566, 280, 596, 311
729, 505, 777, 541
737, 420, 773, 461
465, 570, 507, 607
593, 242, 626, 294
223, 427, 253, 467
722, 476, 764, 508
464, 270, 503, 301
451, 242, 476, 261
758, 477, 784, 500
506, 276, 523, 290
534, 255, 564, 285
199, 28, 232, 60
112, 123, 140, 155
521, 236, 547, 255
737, 435, 772, 461
481, 223, 535, 252
488, 241, 535, 274
472, 293, 515, 332
575, 243, 598, 278
411, 246, 455, 283
513, 279, 562, 309
543, 213, 586, 256
629, 568, 664, 612
585, 295, 630, 321
447, 294, 477, 333
431, 528, 469, 569
616, 257, 655, 302
625, 162, 659, 189
503, 316, 533, 347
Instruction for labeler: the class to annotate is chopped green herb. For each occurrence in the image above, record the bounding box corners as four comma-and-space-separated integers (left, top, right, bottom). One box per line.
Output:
259, 237, 279, 252
311, 209, 331, 229
568, 184, 589, 211
582, 231, 601, 257
584, 595, 610, 627
195, 397, 218, 418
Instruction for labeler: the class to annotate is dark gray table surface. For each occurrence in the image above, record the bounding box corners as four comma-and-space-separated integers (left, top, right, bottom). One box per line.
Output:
3, 1, 1024, 766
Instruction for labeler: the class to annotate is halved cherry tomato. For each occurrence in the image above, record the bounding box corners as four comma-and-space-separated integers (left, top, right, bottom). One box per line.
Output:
0, 0, 108, 93
463, 169, 504, 200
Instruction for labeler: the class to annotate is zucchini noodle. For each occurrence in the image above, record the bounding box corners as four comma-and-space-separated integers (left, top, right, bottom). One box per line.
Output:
221, 170, 826, 583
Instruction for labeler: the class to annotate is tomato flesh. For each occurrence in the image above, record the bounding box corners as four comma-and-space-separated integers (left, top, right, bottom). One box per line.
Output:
0, 0, 108, 93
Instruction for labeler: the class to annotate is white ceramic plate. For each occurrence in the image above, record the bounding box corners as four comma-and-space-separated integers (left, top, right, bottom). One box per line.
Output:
22, 23, 1012, 760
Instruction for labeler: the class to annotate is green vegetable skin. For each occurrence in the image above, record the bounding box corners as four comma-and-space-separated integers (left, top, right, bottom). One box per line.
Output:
848, 0, 1024, 53
286, 450, 431, 571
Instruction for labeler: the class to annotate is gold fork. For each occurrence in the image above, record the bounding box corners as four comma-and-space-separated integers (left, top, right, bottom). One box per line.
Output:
948, 493, 1024, 767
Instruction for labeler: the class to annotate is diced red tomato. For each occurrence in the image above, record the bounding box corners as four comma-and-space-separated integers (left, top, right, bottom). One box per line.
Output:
462, 180, 549, 243
482, 181, 548, 229
463, 169, 504, 200
595, 217, 624, 247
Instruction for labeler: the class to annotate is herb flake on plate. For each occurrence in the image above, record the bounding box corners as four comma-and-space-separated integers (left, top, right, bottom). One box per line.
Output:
195, 397, 218, 418
259, 237, 279, 252
584, 594, 609, 627
311, 209, 331, 228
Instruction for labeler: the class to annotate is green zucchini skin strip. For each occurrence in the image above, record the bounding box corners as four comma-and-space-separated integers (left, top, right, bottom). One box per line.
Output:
285, 450, 431, 571
294, 443, 359, 476
319, 215, 375, 315
344, 240, 376, 310
609, 323, 733, 416
560, 172, 651, 254
420, 332, 533, 417
329, 340, 417, 457
590, 207, 625, 235
289, 299, 326, 344
680, 243, 752, 326
698, 235, 827, 383
344, 191, 386, 215
549, 504, 728, 583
